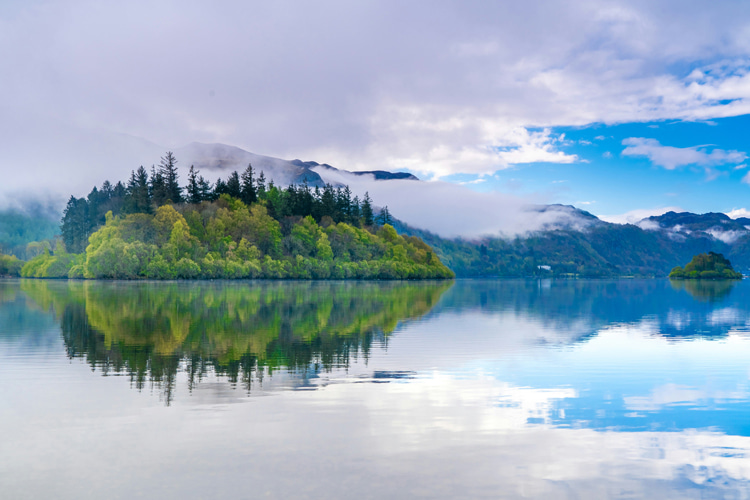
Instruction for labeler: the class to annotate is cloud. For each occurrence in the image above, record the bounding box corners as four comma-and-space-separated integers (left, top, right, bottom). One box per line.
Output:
621, 138, 747, 170
5, 0, 750, 198
599, 206, 684, 225
743, 172, 750, 185
726, 208, 750, 219
315, 167, 594, 238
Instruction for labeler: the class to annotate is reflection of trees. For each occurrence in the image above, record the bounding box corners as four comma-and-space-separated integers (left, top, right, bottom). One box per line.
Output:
440, 279, 748, 342
669, 279, 737, 303
21, 280, 450, 404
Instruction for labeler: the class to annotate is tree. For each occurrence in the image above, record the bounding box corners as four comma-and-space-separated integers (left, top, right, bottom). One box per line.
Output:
159, 151, 182, 203
361, 192, 374, 226
150, 166, 168, 207
256, 171, 267, 199
377, 206, 393, 226
61, 196, 91, 253
186, 166, 203, 204
226, 171, 242, 199
240, 163, 257, 205
125, 166, 151, 214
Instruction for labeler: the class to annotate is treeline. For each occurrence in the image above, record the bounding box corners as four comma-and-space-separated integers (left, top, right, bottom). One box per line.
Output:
21, 152, 452, 280
59, 152, 391, 254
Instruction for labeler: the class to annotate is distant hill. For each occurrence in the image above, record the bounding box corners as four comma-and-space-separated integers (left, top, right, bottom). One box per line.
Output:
177, 142, 418, 187
394, 209, 750, 278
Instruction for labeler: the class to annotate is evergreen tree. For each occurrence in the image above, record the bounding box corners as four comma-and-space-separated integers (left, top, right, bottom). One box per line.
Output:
361, 192, 374, 226
240, 163, 257, 205
377, 206, 393, 226
158, 152, 182, 203
213, 178, 228, 199
150, 166, 168, 207
351, 195, 361, 224
226, 171, 242, 199
61, 196, 91, 253
198, 176, 212, 201
186, 166, 202, 204
256, 171, 267, 200
125, 166, 152, 214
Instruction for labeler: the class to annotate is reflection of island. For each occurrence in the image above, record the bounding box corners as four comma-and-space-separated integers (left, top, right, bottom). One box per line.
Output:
669, 279, 737, 302
21, 280, 451, 404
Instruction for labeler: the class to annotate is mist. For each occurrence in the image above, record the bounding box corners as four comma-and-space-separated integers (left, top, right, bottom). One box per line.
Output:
314, 168, 595, 238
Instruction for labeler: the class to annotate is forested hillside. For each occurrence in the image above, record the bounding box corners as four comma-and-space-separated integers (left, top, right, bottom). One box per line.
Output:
18, 153, 453, 280
396, 218, 749, 278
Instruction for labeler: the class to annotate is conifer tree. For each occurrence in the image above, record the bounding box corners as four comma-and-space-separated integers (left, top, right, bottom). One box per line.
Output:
150, 166, 168, 207
61, 196, 91, 253
158, 151, 182, 203
226, 171, 242, 199
361, 192, 374, 226
186, 166, 202, 204
240, 163, 257, 205
378, 206, 393, 226
256, 171, 267, 199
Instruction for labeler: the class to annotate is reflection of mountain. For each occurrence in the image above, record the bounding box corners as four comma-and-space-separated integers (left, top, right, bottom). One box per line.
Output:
439, 279, 745, 343
21, 280, 450, 404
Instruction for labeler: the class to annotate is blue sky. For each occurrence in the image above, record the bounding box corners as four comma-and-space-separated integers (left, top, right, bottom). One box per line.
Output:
443, 115, 750, 221
4, 1, 750, 232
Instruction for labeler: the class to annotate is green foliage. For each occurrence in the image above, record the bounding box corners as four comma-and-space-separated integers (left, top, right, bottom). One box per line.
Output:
30, 201, 452, 280
0, 252, 23, 276
669, 252, 742, 280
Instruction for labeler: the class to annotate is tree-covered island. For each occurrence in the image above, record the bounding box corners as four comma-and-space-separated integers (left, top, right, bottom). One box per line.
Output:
18, 153, 454, 280
668, 252, 742, 280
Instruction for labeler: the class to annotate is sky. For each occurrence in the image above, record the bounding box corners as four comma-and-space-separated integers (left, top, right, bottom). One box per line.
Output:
3, 0, 750, 229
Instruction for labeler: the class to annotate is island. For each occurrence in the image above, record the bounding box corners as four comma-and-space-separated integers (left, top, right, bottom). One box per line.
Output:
11, 153, 454, 280
668, 252, 742, 280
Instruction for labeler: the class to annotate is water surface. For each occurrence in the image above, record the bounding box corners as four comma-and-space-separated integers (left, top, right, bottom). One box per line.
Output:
2, 278, 750, 499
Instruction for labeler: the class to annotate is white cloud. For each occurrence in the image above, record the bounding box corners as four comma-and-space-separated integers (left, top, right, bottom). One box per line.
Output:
743, 172, 750, 185
315, 167, 595, 238
599, 206, 684, 225
5, 1, 750, 196
726, 208, 750, 219
622, 138, 747, 170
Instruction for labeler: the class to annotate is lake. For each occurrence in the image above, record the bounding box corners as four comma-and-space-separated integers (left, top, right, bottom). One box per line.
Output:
2, 278, 750, 499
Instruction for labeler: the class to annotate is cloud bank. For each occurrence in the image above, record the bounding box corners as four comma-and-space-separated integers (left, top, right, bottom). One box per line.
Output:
4, 0, 750, 200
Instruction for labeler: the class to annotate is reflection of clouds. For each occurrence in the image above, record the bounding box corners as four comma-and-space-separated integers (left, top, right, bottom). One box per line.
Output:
666, 310, 693, 331
624, 383, 748, 412
709, 307, 744, 326
303, 377, 750, 498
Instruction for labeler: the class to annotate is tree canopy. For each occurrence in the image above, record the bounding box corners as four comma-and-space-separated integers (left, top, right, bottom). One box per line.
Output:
668, 252, 742, 280
20, 153, 453, 280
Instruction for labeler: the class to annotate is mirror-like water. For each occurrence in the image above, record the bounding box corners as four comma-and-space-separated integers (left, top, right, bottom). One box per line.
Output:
2, 278, 750, 499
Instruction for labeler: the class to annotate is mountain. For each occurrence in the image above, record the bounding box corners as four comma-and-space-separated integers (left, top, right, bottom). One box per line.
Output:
176, 142, 417, 186
303, 161, 419, 181
640, 211, 750, 244
395, 209, 750, 278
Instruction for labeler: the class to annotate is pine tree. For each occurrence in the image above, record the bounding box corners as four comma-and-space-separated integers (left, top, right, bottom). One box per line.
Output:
377, 206, 393, 226
226, 171, 242, 199
159, 151, 182, 203
150, 166, 168, 207
186, 165, 202, 204
361, 192, 374, 226
199, 176, 212, 201
61, 196, 91, 254
240, 163, 257, 205
256, 171, 267, 199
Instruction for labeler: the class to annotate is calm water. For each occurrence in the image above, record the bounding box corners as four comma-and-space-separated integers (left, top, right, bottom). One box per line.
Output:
2, 278, 750, 499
